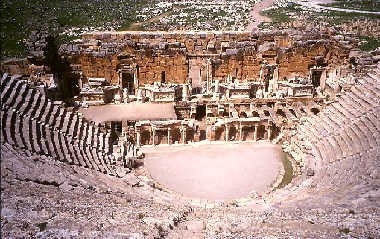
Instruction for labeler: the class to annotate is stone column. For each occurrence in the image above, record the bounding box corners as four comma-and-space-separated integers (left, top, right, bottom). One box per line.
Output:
225, 124, 230, 141
265, 126, 268, 140
137, 89, 143, 103
182, 84, 189, 101
78, 73, 83, 90
210, 125, 216, 141
267, 125, 271, 141
136, 128, 141, 147
273, 68, 279, 92
167, 128, 171, 145
320, 70, 327, 91
134, 69, 138, 95
152, 128, 156, 146
118, 71, 122, 88
239, 123, 242, 141
181, 127, 186, 144
254, 125, 258, 141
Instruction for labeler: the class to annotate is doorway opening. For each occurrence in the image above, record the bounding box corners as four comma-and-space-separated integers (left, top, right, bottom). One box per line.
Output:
311, 71, 322, 87
161, 71, 166, 84
122, 73, 135, 95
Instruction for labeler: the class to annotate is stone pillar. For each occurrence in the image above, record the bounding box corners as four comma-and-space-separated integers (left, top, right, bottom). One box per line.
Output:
181, 127, 186, 144
134, 69, 138, 94
209, 126, 215, 141
167, 128, 171, 145
320, 70, 327, 91
118, 71, 122, 87
265, 126, 269, 140
136, 129, 141, 147
182, 84, 189, 101
268, 125, 271, 140
215, 79, 220, 93
239, 123, 243, 141
225, 124, 230, 141
273, 68, 279, 92
213, 80, 220, 100
152, 128, 156, 146
137, 89, 143, 103
254, 125, 258, 141
78, 73, 83, 90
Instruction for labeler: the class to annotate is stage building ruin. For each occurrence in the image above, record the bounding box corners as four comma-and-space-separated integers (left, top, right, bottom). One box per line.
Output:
55, 30, 352, 150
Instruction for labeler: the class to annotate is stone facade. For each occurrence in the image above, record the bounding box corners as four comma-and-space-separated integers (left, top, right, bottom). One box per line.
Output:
60, 30, 353, 92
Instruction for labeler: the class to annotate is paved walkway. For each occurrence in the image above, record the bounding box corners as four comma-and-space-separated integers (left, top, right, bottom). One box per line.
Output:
79, 102, 177, 123
144, 142, 283, 200
246, 0, 379, 32
293, 0, 380, 15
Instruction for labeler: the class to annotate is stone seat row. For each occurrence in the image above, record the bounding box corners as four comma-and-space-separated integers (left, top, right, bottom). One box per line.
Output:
1, 75, 116, 175
1, 76, 112, 154
303, 107, 378, 165
1, 106, 115, 175
313, 147, 378, 191
297, 78, 379, 172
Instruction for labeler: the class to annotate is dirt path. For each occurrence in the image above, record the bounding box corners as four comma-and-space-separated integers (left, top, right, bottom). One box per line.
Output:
144, 142, 283, 200
246, 0, 276, 31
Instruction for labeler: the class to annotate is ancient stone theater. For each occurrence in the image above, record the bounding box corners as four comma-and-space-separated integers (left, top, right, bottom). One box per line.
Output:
1, 28, 379, 237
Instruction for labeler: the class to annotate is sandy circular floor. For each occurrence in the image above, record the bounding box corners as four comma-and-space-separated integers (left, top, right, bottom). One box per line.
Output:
143, 142, 284, 200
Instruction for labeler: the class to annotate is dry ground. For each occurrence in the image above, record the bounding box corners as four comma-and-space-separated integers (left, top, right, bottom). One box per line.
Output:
143, 142, 283, 200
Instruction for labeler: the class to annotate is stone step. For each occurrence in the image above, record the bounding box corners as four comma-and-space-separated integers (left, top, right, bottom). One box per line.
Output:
350, 123, 367, 151
0, 74, 10, 89
365, 114, 380, 146
37, 124, 50, 155
3, 80, 25, 107
21, 89, 39, 116
338, 97, 359, 119
327, 136, 343, 161
70, 142, 88, 168
330, 102, 352, 124
345, 126, 361, 154
354, 85, 379, 106
39, 101, 53, 124
356, 120, 377, 150
34, 94, 48, 122
6, 109, 17, 146
349, 88, 373, 111
1, 77, 18, 101
358, 79, 380, 98
30, 119, 42, 154
62, 112, 73, 135
347, 91, 371, 114
68, 114, 79, 137
340, 95, 362, 117
48, 106, 60, 126
13, 84, 29, 109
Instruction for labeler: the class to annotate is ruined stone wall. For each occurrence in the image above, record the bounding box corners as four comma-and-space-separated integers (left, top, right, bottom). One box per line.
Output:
59, 30, 353, 86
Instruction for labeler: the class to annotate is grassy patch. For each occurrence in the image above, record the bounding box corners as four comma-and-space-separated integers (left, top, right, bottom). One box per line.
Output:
262, 6, 297, 25
0, 0, 152, 58
319, 11, 380, 25
358, 36, 380, 51
321, 0, 380, 12
35, 222, 48, 232
277, 153, 294, 189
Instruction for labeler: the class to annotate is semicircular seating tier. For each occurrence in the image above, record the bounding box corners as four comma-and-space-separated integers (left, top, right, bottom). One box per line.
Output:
1, 74, 116, 175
